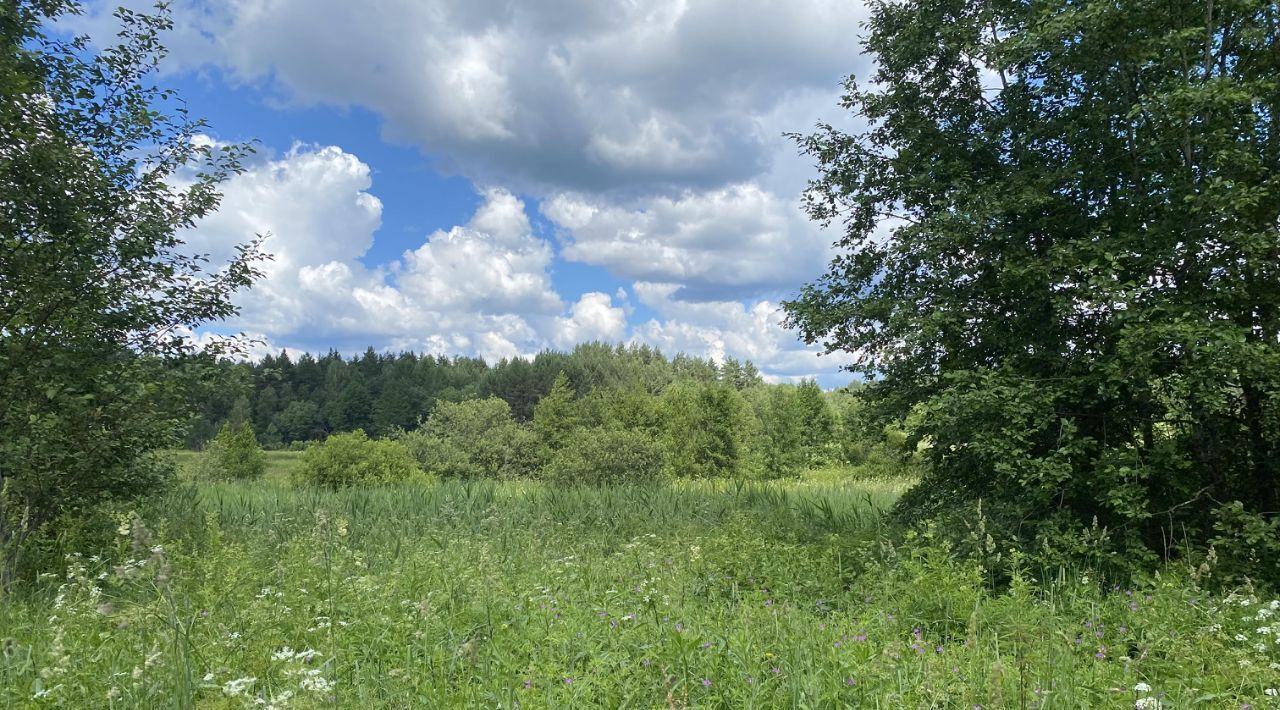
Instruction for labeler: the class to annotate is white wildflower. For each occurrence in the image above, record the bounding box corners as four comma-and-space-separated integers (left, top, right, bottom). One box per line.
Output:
1264, 688, 1277, 697
106, 687, 120, 700
272, 647, 296, 661
131, 667, 143, 681
202, 673, 214, 682
1134, 698, 1161, 709
222, 676, 256, 697
1133, 682, 1152, 693
1256, 626, 1273, 635
298, 669, 333, 693
1236, 634, 1249, 642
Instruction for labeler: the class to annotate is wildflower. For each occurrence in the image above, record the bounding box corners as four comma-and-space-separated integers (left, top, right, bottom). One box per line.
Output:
1134, 682, 1152, 693
702, 679, 712, 687
523, 680, 532, 689
771, 667, 781, 674
1264, 688, 1277, 697
298, 669, 333, 693
106, 687, 120, 700
845, 677, 857, 686
203, 673, 214, 682
564, 677, 573, 685
222, 677, 256, 697
1134, 697, 1161, 709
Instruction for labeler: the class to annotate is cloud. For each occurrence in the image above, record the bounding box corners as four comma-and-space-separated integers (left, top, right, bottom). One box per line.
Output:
542, 183, 831, 301
76, 0, 870, 195
186, 145, 574, 361
628, 282, 855, 382
554, 292, 628, 348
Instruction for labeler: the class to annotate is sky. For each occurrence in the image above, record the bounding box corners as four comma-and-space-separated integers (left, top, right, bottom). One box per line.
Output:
72, 0, 873, 386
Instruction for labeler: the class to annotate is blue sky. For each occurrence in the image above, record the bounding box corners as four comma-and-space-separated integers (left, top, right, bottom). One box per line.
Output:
73, 0, 872, 385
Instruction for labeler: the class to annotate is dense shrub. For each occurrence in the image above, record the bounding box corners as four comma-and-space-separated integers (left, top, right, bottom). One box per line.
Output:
545, 427, 666, 486
296, 430, 422, 488
397, 398, 544, 479
196, 422, 266, 480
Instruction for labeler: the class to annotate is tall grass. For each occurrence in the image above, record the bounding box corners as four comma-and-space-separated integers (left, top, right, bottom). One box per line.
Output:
1, 468, 1276, 707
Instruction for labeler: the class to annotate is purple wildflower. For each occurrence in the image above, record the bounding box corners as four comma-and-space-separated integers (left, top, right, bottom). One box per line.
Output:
702, 679, 712, 687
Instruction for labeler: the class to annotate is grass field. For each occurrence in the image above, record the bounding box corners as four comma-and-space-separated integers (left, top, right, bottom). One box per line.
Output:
1, 455, 1277, 707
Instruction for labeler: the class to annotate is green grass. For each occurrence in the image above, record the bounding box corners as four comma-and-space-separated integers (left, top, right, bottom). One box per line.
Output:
171, 448, 305, 485
1, 471, 1277, 707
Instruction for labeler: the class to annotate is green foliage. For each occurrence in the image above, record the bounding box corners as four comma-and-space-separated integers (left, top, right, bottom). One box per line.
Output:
786, 0, 1280, 578
661, 382, 754, 478
0, 2, 263, 585
794, 379, 835, 464
532, 371, 579, 451
544, 427, 666, 486
274, 400, 325, 443
743, 385, 806, 478
399, 398, 543, 479
296, 430, 422, 488
197, 422, 266, 481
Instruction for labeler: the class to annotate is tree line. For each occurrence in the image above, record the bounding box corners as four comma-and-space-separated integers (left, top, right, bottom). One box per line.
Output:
189, 342, 915, 481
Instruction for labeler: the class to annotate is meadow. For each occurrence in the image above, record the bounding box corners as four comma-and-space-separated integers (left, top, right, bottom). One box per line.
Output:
0, 454, 1275, 708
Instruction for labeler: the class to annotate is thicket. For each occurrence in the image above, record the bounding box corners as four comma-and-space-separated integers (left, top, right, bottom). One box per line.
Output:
295, 430, 422, 488
195, 422, 266, 481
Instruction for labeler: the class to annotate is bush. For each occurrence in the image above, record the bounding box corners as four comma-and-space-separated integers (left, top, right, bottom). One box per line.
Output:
296, 430, 423, 488
545, 427, 666, 486
196, 422, 266, 480
398, 398, 545, 479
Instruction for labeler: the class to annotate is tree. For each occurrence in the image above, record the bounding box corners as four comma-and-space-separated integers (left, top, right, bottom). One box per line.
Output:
274, 400, 325, 443
744, 385, 805, 478
532, 371, 579, 451
794, 379, 835, 464
0, 2, 263, 583
786, 0, 1280, 576
662, 383, 751, 478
